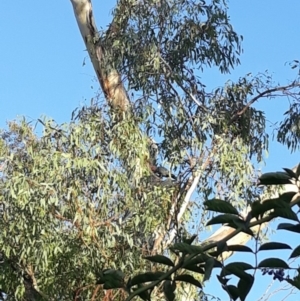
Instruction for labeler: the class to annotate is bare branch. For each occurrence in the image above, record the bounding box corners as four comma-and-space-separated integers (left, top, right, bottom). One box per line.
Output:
230, 82, 300, 124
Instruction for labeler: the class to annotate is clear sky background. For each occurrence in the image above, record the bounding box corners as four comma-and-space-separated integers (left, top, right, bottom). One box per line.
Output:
1, 0, 300, 300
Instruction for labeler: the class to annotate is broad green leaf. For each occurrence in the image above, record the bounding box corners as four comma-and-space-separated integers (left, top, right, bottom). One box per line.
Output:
282, 168, 297, 179
204, 257, 215, 281
206, 214, 243, 226
204, 199, 239, 215
174, 274, 202, 289
163, 280, 176, 301
258, 172, 292, 185
131, 272, 167, 286
277, 223, 300, 233
271, 208, 298, 221
258, 258, 289, 269
225, 285, 240, 301
183, 264, 205, 274
187, 254, 210, 266
258, 242, 292, 251
238, 275, 254, 301
289, 245, 300, 259
143, 255, 174, 267
226, 245, 253, 253
221, 262, 253, 279
286, 278, 300, 290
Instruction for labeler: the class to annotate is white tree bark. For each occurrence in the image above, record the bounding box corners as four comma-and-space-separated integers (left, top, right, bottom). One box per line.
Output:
70, 0, 130, 113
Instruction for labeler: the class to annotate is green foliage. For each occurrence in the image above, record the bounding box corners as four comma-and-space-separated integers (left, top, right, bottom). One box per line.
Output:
0, 112, 177, 300
121, 166, 300, 301
2, 0, 300, 300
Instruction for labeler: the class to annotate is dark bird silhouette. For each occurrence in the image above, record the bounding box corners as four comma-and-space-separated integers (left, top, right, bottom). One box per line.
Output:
151, 165, 177, 180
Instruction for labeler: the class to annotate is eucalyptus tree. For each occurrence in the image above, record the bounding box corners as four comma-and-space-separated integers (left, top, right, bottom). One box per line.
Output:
1, 0, 300, 300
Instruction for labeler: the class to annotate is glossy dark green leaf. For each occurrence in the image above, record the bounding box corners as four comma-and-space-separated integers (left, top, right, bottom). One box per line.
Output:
279, 191, 297, 203
271, 207, 298, 221
289, 245, 300, 259
225, 285, 240, 301
174, 274, 202, 288
286, 278, 300, 290
221, 262, 254, 279
277, 223, 300, 233
258, 258, 289, 269
296, 163, 300, 178
206, 214, 243, 226
187, 254, 210, 266
204, 199, 239, 215
131, 272, 167, 286
238, 274, 254, 301
163, 280, 176, 301
282, 168, 297, 179
143, 255, 174, 267
183, 264, 205, 274
258, 172, 292, 185
204, 257, 215, 281
258, 242, 292, 251
227, 245, 253, 253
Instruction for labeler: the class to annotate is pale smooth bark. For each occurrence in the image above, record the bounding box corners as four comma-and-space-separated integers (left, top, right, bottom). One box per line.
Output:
70, 0, 130, 113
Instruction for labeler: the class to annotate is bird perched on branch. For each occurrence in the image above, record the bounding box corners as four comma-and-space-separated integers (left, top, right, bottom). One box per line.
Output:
150, 165, 177, 180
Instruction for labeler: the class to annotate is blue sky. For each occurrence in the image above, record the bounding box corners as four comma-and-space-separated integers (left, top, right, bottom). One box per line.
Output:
1, 0, 300, 300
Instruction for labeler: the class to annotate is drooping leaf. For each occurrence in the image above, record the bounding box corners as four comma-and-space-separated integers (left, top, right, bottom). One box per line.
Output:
237, 275, 254, 301
163, 280, 176, 301
174, 274, 202, 289
289, 245, 300, 259
204, 257, 215, 281
258, 242, 292, 251
225, 285, 240, 301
